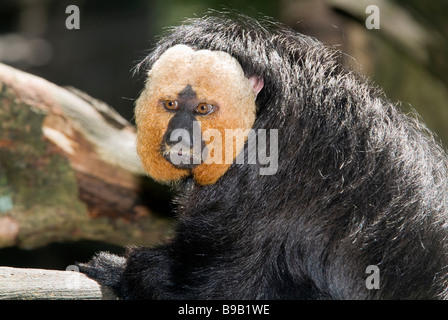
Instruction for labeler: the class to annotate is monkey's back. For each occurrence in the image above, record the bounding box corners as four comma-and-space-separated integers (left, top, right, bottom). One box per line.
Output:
140, 14, 448, 299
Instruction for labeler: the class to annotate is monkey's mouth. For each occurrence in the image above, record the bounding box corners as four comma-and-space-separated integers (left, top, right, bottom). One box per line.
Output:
161, 143, 205, 169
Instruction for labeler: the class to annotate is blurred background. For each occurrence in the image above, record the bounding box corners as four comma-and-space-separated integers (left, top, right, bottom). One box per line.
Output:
0, 0, 447, 269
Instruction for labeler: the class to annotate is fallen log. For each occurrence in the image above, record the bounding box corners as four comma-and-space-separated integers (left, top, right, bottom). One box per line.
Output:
0, 63, 174, 249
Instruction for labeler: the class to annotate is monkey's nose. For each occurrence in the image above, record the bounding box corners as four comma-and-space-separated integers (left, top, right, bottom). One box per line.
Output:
163, 112, 201, 147
161, 143, 202, 170
164, 127, 194, 147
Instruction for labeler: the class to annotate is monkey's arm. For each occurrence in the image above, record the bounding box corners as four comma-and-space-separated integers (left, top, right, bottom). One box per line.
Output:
77, 252, 127, 296
78, 246, 182, 299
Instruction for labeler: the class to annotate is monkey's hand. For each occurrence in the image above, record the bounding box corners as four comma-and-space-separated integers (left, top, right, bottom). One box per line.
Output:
77, 252, 127, 297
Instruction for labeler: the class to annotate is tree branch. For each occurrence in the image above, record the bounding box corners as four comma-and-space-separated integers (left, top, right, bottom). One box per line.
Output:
0, 266, 116, 300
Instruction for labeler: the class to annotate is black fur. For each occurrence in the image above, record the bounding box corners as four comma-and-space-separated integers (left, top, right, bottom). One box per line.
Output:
79, 13, 448, 299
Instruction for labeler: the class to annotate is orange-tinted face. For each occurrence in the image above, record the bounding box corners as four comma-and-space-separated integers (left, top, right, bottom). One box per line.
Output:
135, 45, 260, 185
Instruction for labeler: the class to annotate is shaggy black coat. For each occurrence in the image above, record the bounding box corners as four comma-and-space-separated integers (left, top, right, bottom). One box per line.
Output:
79, 14, 448, 299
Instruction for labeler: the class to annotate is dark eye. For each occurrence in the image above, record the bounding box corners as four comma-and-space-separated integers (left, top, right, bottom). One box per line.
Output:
196, 103, 215, 115
162, 100, 179, 110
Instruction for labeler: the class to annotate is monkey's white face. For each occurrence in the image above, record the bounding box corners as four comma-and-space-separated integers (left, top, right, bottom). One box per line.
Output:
135, 45, 263, 185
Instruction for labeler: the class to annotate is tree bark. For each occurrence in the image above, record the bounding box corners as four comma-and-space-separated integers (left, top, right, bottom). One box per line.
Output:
0, 63, 174, 249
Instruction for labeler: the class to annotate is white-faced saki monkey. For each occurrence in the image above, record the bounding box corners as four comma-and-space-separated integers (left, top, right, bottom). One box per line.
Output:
79, 13, 448, 299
